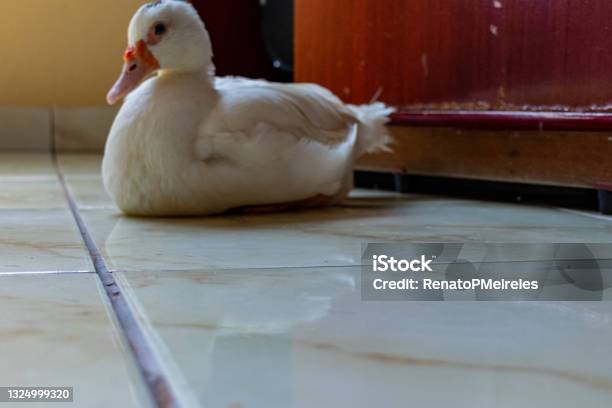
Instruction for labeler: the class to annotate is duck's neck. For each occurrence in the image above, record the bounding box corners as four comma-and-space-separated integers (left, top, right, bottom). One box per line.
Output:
157, 65, 215, 88
152, 65, 219, 119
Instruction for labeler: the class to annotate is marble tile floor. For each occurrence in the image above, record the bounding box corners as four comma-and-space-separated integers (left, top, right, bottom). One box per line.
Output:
1, 151, 612, 407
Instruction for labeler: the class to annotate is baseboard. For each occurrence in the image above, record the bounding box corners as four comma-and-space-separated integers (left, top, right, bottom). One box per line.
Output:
359, 122, 612, 189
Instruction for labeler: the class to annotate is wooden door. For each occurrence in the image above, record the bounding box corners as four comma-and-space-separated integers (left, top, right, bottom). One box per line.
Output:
296, 0, 612, 109
295, 0, 612, 190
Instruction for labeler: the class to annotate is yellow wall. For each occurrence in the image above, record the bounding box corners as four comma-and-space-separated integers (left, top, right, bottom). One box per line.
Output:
0, 0, 145, 106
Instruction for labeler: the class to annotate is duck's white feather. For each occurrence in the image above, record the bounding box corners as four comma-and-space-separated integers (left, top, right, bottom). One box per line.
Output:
208, 78, 354, 145
102, 1, 393, 216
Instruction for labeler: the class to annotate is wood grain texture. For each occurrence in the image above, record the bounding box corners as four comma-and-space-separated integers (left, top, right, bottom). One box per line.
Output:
357, 127, 612, 187
295, 0, 612, 110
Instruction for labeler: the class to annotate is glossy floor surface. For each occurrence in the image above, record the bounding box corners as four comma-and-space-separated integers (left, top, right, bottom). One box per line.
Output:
2, 152, 612, 408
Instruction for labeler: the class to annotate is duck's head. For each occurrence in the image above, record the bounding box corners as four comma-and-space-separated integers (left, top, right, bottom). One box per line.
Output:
107, 0, 213, 105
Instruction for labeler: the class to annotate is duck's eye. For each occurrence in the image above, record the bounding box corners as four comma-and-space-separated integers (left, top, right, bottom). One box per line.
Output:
154, 23, 167, 36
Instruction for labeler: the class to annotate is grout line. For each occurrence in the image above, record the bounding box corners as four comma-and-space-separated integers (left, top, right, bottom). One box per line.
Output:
51, 154, 181, 408
112, 256, 612, 275
0, 271, 93, 276
557, 207, 612, 223
49, 107, 55, 153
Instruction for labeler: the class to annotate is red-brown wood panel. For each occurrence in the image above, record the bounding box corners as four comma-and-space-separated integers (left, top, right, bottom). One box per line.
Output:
295, 0, 612, 110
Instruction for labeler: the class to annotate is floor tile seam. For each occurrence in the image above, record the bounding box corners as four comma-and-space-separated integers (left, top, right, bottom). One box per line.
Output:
51, 149, 182, 408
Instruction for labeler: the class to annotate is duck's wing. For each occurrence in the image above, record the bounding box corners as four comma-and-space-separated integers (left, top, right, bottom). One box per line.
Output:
215, 76, 270, 89
205, 78, 357, 145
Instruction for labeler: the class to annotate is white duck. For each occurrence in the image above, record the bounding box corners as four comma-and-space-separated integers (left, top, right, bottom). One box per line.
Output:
103, 0, 393, 216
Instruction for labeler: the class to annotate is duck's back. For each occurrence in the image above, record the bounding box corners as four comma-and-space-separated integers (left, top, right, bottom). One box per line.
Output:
195, 78, 360, 211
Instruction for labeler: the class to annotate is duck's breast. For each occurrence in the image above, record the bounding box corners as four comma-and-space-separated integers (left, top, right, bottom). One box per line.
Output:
102, 76, 213, 214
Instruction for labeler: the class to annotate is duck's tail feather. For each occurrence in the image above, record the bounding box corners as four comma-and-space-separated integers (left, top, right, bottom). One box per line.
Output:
347, 102, 395, 157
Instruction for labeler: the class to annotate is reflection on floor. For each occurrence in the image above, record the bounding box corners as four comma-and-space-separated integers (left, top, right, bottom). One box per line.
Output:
1, 152, 611, 407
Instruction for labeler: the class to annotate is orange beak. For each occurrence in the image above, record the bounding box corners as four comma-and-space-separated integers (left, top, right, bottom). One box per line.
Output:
107, 40, 160, 105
